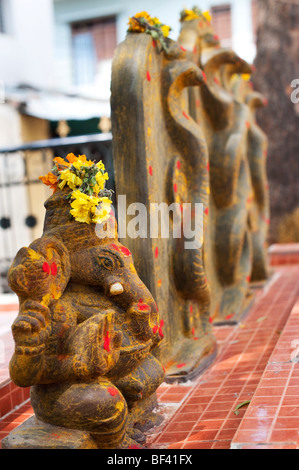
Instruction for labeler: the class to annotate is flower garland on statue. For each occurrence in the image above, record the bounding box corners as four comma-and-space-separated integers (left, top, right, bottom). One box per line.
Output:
39, 153, 113, 225
127, 11, 171, 52
180, 7, 212, 24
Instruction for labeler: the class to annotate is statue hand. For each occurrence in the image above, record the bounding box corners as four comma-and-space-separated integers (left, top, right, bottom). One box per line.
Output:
11, 301, 51, 356
69, 311, 122, 378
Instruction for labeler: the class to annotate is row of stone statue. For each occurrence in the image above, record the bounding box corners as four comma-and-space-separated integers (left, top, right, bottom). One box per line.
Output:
3, 9, 270, 449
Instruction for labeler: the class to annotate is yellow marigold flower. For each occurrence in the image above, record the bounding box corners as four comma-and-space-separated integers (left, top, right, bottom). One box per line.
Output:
96, 160, 105, 171
39, 172, 58, 193
241, 73, 251, 82
161, 24, 171, 37
70, 190, 100, 224
183, 9, 200, 21
93, 184, 100, 195
151, 17, 161, 26
59, 169, 83, 190
202, 11, 212, 23
93, 197, 113, 224
95, 171, 109, 191
128, 11, 152, 32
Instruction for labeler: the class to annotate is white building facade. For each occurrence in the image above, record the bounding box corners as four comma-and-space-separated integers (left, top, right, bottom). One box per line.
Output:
53, 0, 258, 101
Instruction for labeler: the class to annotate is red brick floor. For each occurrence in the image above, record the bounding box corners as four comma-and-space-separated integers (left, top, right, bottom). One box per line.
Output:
147, 265, 299, 449
231, 298, 299, 449
1, 264, 299, 450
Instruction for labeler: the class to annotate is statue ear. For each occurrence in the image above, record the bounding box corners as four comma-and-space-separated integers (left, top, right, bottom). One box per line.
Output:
8, 236, 71, 305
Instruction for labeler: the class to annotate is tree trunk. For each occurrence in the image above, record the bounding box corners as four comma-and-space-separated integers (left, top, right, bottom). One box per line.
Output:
253, 0, 299, 243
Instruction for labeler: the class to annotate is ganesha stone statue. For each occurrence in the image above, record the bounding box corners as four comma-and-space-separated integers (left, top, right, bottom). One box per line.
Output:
2, 154, 164, 449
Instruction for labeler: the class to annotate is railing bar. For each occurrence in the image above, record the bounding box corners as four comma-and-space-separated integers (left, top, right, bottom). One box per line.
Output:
0, 133, 112, 154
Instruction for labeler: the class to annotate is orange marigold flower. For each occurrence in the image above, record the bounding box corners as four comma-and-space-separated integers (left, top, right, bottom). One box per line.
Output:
53, 157, 69, 168
39, 172, 58, 193
66, 153, 78, 164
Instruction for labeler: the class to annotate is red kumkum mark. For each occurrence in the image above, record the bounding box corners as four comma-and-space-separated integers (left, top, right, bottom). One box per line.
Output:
246, 121, 251, 129
103, 331, 110, 352
202, 72, 207, 83
43, 262, 50, 274
207, 161, 210, 172
155, 246, 159, 259
149, 165, 153, 176
107, 387, 118, 397
159, 319, 164, 338
138, 301, 151, 311
119, 246, 131, 257
152, 39, 156, 48
146, 70, 151, 81
204, 207, 209, 215
177, 363, 186, 368
182, 110, 189, 120
51, 262, 58, 276
177, 160, 181, 170
209, 317, 213, 324
214, 77, 220, 85
193, 45, 197, 54
196, 99, 200, 107
190, 304, 193, 314
174, 183, 178, 193
225, 314, 234, 320
246, 276, 251, 282
180, 45, 186, 52
191, 326, 195, 336
214, 34, 219, 41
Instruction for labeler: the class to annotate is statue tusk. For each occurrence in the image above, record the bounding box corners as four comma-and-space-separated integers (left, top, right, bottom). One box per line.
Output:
110, 282, 124, 295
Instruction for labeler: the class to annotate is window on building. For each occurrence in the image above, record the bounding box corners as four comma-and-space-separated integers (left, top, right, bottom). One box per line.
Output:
71, 16, 117, 86
211, 4, 232, 48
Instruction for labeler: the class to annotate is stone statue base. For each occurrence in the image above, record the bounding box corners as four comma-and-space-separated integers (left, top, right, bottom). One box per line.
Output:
2, 393, 164, 449
2, 416, 100, 449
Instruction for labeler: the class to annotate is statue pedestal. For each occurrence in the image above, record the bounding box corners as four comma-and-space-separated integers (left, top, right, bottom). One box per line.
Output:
1, 416, 99, 449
